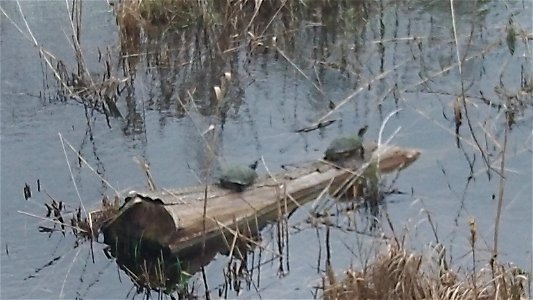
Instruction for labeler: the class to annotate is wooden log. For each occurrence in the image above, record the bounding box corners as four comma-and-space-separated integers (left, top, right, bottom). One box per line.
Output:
100, 142, 420, 258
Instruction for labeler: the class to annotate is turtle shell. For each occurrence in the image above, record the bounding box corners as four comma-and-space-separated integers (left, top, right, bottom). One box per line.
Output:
324, 135, 364, 161
219, 165, 258, 191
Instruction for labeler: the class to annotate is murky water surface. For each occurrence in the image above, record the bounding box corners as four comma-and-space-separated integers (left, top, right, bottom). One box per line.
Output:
1, 1, 531, 298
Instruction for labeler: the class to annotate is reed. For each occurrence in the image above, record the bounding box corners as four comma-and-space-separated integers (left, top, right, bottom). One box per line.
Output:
323, 219, 528, 300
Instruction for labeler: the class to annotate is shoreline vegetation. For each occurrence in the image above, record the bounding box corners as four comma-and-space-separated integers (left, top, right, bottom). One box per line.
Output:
322, 218, 528, 300
2, 0, 530, 298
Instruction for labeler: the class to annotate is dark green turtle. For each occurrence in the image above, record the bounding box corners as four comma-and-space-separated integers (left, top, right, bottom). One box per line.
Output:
324, 126, 368, 161
219, 161, 258, 192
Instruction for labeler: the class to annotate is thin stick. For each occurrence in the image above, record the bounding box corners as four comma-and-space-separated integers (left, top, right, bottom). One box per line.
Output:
10, 1, 74, 93
450, 0, 493, 176
315, 62, 407, 124
63, 0, 94, 86
260, 156, 319, 223
17, 211, 87, 232
492, 122, 508, 264
449, 0, 463, 80
59, 246, 82, 298
376, 109, 403, 174
59, 133, 88, 221
61, 135, 120, 196
274, 46, 326, 98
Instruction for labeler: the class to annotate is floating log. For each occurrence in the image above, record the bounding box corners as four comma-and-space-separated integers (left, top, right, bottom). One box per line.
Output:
99, 142, 421, 259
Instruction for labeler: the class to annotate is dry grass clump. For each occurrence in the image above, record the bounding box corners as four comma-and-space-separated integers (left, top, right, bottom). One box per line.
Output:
75, 195, 121, 238
113, 0, 368, 47
114, 0, 288, 27
115, 0, 207, 29
322, 242, 528, 300
111, 0, 373, 120
1, 0, 129, 118
47, 0, 127, 118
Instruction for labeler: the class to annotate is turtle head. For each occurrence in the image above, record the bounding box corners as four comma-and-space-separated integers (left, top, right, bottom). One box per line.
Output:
358, 125, 368, 137
249, 160, 259, 170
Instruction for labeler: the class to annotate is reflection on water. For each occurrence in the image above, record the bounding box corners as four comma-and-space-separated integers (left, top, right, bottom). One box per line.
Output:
1, 0, 531, 298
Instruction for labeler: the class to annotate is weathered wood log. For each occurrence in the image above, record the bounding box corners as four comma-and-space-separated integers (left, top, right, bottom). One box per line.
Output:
100, 142, 420, 258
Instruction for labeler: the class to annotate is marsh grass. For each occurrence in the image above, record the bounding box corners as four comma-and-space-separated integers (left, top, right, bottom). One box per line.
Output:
115, 0, 204, 29
321, 216, 528, 300
1, 0, 129, 127
112, 0, 374, 121
322, 240, 528, 300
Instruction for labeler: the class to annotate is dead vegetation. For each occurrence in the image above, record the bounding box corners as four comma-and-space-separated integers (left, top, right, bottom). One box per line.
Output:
321, 212, 528, 300
52, 0, 129, 124
322, 241, 528, 300
109, 0, 377, 124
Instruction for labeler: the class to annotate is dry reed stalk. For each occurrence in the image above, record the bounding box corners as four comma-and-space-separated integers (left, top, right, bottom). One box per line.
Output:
323, 240, 528, 300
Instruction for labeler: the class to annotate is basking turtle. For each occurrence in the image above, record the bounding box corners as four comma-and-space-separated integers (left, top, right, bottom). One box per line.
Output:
324, 125, 368, 161
219, 161, 258, 192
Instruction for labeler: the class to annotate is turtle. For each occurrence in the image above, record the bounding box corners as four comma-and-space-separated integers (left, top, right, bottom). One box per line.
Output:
219, 161, 258, 192
324, 125, 368, 161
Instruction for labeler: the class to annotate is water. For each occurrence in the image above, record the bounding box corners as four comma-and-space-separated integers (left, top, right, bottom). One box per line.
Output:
1, 0, 531, 298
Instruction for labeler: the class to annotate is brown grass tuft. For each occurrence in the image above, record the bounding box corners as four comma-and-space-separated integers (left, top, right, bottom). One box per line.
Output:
323, 242, 529, 300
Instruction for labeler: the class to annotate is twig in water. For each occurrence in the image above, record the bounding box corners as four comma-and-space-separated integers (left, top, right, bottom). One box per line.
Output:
450, 0, 493, 178
492, 119, 508, 270
59, 133, 89, 229
133, 156, 157, 192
